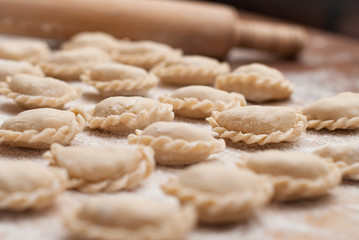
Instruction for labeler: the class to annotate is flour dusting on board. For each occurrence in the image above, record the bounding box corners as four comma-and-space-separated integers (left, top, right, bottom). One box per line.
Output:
1, 45, 359, 239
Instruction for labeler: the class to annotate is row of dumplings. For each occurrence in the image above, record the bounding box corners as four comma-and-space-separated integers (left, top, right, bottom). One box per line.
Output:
0, 61, 290, 102
1, 91, 358, 151
0, 59, 290, 102
0, 32, 294, 103
1, 95, 358, 169
1, 140, 358, 239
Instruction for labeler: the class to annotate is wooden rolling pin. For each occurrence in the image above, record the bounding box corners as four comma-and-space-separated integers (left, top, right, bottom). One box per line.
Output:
0, 0, 307, 58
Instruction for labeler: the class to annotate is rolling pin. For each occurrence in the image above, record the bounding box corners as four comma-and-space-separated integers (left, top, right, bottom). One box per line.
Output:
0, 0, 307, 58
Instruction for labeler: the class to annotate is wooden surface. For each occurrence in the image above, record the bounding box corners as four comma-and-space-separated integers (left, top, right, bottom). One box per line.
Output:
1, 15, 359, 240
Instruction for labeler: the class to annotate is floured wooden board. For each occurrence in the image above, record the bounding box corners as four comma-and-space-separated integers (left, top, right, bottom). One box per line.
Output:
1, 30, 359, 240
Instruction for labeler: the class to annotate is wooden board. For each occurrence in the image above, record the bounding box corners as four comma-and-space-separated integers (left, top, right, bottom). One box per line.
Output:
1, 28, 359, 240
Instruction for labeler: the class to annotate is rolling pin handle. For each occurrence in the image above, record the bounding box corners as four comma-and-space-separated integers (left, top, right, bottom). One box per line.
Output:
235, 19, 308, 57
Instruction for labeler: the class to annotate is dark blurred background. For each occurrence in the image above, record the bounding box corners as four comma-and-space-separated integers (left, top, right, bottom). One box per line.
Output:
208, 0, 359, 39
